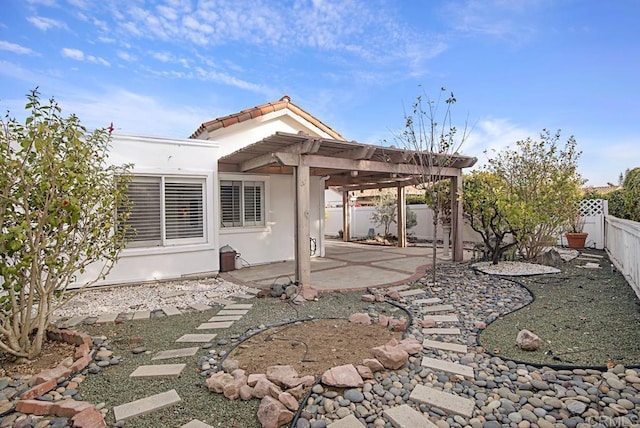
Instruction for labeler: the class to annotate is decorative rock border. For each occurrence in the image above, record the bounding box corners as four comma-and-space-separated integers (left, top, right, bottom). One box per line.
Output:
1, 328, 106, 428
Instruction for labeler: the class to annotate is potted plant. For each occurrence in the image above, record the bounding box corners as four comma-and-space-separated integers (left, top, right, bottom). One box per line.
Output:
565, 209, 588, 249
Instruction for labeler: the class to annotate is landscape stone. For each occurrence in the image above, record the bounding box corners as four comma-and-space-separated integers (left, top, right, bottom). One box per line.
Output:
410, 384, 475, 418
152, 347, 200, 360
516, 329, 541, 351
112, 389, 181, 422
321, 364, 364, 388
129, 364, 186, 379
257, 396, 294, 428
384, 404, 437, 428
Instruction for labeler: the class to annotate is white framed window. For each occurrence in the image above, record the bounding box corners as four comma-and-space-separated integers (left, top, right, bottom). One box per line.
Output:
121, 176, 206, 247
220, 180, 265, 228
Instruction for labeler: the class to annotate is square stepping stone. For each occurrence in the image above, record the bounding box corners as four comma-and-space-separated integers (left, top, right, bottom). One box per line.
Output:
413, 298, 442, 305
232, 293, 255, 300
130, 364, 186, 379
224, 303, 253, 310
217, 309, 248, 316
181, 420, 214, 428
113, 389, 181, 422
398, 289, 424, 297
420, 356, 474, 379
176, 334, 217, 343
161, 306, 182, 316
422, 304, 455, 313
423, 315, 458, 323
208, 315, 243, 322
190, 303, 212, 311
422, 339, 468, 354
327, 414, 365, 427
58, 316, 86, 328
410, 384, 475, 418
132, 311, 150, 321
422, 328, 461, 335
210, 297, 236, 305
196, 321, 234, 329
244, 287, 261, 294
152, 347, 200, 361
95, 313, 118, 324
384, 404, 437, 428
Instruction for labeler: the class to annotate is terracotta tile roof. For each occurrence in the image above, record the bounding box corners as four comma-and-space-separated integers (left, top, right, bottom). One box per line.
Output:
189, 95, 346, 141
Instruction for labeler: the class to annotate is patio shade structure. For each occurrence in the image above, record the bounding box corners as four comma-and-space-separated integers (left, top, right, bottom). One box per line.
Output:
218, 131, 477, 286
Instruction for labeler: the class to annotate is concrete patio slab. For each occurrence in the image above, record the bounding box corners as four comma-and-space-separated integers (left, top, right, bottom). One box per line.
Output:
330, 251, 403, 263
113, 389, 181, 422
161, 306, 182, 316
422, 304, 455, 313
310, 265, 410, 290
423, 315, 459, 323
95, 313, 118, 324
413, 298, 443, 305
371, 257, 427, 273
132, 311, 151, 320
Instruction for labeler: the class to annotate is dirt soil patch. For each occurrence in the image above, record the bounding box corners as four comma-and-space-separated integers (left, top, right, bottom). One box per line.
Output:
229, 319, 402, 377
0, 338, 76, 377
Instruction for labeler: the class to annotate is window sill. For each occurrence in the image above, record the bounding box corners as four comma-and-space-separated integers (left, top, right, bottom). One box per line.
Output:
219, 226, 269, 235
121, 242, 215, 257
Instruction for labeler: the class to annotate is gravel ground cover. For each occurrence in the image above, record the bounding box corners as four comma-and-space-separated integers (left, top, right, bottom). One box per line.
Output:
480, 249, 640, 367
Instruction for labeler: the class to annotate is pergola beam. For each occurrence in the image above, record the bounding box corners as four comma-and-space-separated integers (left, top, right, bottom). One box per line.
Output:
334, 145, 377, 160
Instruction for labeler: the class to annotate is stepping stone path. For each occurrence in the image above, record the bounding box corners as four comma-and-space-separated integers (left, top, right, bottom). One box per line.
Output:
133, 310, 151, 320
327, 414, 365, 427
112, 302, 255, 424
421, 304, 455, 313
422, 327, 461, 335
423, 314, 459, 323
422, 339, 467, 353
95, 312, 118, 324
421, 356, 475, 379
398, 288, 424, 297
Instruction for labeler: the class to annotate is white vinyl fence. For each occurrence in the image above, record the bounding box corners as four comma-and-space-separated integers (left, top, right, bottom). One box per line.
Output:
558, 199, 607, 250
605, 215, 640, 300
325, 204, 481, 243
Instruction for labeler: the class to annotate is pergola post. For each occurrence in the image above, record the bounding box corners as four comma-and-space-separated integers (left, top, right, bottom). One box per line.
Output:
451, 173, 464, 261
294, 164, 311, 286
397, 186, 406, 248
342, 191, 350, 242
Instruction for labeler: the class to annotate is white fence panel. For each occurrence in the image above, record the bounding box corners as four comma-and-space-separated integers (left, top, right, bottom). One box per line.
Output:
605, 215, 640, 300
325, 204, 482, 243
581, 199, 607, 250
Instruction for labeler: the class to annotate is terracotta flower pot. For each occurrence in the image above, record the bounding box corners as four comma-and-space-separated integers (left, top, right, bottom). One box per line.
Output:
565, 232, 588, 250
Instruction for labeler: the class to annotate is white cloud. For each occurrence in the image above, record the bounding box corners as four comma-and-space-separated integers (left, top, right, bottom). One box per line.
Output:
27, 16, 68, 31
463, 117, 537, 168
0, 41, 38, 56
61, 48, 110, 66
117, 51, 136, 62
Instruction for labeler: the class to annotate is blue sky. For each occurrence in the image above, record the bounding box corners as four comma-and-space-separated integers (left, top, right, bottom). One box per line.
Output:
1, 0, 638, 186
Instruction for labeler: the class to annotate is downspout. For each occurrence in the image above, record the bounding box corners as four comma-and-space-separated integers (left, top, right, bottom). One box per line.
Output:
319, 176, 330, 257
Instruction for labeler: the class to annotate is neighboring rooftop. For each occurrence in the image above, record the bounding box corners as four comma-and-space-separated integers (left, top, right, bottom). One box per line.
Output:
189, 95, 346, 141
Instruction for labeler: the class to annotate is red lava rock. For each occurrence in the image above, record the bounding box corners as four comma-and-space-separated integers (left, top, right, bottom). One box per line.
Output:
20, 378, 57, 400
348, 313, 371, 325
252, 377, 281, 399
372, 344, 409, 370
378, 314, 389, 326
239, 385, 254, 401
51, 400, 93, 418
16, 400, 53, 416
321, 364, 364, 388
422, 318, 436, 328
257, 396, 294, 428
388, 317, 407, 332
385, 290, 401, 300
356, 365, 373, 379
299, 285, 318, 301
278, 392, 299, 411
362, 358, 385, 372
71, 407, 106, 428
398, 338, 422, 355
206, 371, 234, 393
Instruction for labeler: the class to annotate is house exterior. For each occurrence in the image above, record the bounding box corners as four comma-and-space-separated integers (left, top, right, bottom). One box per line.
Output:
76, 96, 476, 287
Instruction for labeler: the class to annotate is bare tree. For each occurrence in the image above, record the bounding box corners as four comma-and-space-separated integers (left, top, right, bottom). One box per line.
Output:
392, 88, 470, 284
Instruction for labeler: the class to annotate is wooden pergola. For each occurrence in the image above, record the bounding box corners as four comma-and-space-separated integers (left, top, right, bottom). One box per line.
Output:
218, 131, 477, 286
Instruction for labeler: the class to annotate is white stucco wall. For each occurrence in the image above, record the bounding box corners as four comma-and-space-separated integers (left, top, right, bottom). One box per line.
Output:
72, 134, 219, 287
220, 174, 325, 267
